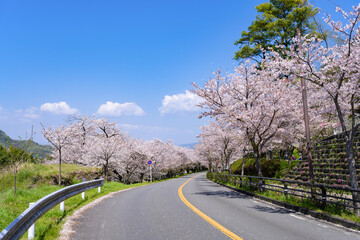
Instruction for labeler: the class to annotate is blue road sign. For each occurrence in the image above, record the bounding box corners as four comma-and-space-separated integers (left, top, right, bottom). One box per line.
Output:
147, 160, 152, 165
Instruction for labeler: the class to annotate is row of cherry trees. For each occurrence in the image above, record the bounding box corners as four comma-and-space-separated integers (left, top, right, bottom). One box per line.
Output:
193, 5, 360, 194
42, 116, 204, 184
194, 117, 243, 173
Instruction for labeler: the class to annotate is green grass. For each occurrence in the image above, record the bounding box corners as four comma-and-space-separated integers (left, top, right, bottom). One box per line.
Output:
277, 160, 299, 178
28, 181, 149, 239
260, 190, 360, 223
0, 163, 101, 191
230, 157, 299, 178
209, 174, 360, 224
0, 163, 152, 239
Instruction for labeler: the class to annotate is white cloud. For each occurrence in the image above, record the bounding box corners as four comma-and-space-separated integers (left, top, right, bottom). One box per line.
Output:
15, 107, 40, 122
97, 101, 145, 116
22, 107, 40, 119
40, 101, 78, 115
159, 90, 203, 114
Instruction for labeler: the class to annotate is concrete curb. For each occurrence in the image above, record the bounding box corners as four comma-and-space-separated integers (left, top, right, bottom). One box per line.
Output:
211, 180, 360, 231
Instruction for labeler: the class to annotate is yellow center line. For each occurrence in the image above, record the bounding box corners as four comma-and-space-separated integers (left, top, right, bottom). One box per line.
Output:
178, 175, 243, 240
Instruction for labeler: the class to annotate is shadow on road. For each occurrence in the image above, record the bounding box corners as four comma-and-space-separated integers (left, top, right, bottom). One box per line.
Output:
249, 205, 291, 214
193, 190, 251, 199
190, 177, 250, 199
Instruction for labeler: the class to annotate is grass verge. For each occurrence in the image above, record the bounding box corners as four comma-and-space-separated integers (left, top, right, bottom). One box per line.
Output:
209, 176, 360, 224
0, 163, 152, 240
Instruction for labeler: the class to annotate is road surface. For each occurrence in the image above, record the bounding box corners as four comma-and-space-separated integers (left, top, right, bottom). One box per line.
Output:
71, 173, 360, 240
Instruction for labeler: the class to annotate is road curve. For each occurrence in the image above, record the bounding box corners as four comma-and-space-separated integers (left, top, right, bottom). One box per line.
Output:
71, 173, 360, 240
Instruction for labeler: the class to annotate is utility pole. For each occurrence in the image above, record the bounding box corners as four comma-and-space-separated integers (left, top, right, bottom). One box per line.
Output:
297, 29, 314, 182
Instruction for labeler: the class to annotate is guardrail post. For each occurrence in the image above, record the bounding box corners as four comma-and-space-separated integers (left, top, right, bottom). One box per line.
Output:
60, 201, 65, 212
258, 179, 265, 192
28, 203, 35, 240
283, 181, 288, 198
82, 178, 86, 200
98, 177, 102, 193
321, 186, 327, 209
1, 179, 104, 240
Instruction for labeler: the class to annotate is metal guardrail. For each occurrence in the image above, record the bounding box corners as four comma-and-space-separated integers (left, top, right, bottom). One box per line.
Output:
208, 173, 360, 211
0, 178, 103, 240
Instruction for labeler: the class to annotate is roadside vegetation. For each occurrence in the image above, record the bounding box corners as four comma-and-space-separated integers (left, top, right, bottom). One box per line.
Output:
0, 123, 205, 239
230, 152, 299, 179
208, 172, 360, 224
194, 0, 360, 215
0, 162, 152, 239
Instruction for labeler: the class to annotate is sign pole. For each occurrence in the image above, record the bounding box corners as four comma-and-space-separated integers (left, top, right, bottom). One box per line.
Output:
150, 164, 152, 183
147, 160, 153, 183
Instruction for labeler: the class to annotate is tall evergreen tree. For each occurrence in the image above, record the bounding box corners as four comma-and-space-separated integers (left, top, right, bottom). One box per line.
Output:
234, 0, 318, 62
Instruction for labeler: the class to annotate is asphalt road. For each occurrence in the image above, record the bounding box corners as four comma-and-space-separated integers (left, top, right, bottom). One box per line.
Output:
71, 173, 360, 240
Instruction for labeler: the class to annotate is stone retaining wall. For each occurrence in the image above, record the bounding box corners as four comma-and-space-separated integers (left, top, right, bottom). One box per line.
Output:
285, 130, 360, 186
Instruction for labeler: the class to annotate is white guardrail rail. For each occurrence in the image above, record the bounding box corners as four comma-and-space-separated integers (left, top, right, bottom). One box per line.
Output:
0, 178, 104, 240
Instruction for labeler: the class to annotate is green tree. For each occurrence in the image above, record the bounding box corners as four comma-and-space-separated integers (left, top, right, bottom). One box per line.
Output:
234, 0, 318, 62
0, 144, 10, 166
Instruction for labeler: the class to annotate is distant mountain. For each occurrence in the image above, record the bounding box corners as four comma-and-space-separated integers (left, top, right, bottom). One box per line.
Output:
179, 143, 197, 149
0, 130, 53, 158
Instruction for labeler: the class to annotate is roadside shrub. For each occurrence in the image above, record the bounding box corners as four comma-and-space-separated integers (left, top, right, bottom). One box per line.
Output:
230, 157, 280, 178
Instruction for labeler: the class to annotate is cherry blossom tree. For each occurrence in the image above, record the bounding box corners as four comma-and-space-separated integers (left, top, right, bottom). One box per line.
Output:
197, 118, 242, 172
144, 139, 177, 179
41, 123, 74, 185
173, 145, 193, 174
118, 138, 148, 183
87, 118, 127, 179
195, 139, 218, 173
268, 4, 360, 211
143, 139, 201, 179
43, 115, 202, 183
193, 63, 304, 177
63, 115, 97, 165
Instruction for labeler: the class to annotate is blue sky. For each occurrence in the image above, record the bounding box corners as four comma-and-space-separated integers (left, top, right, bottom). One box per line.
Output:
0, 0, 355, 145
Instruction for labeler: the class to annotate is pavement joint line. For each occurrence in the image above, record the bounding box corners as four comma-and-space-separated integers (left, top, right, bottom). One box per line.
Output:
289, 213, 306, 221
178, 175, 243, 240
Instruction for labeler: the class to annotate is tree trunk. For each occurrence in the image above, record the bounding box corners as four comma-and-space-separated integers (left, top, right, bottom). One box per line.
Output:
279, 149, 283, 162
254, 148, 264, 191
14, 166, 17, 196
140, 172, 145, 182
222, 157, 225, 172
255, 149, 263, 177
241, 157, 245, 176
346, 134, 359, 215
59, 149, 62, 186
